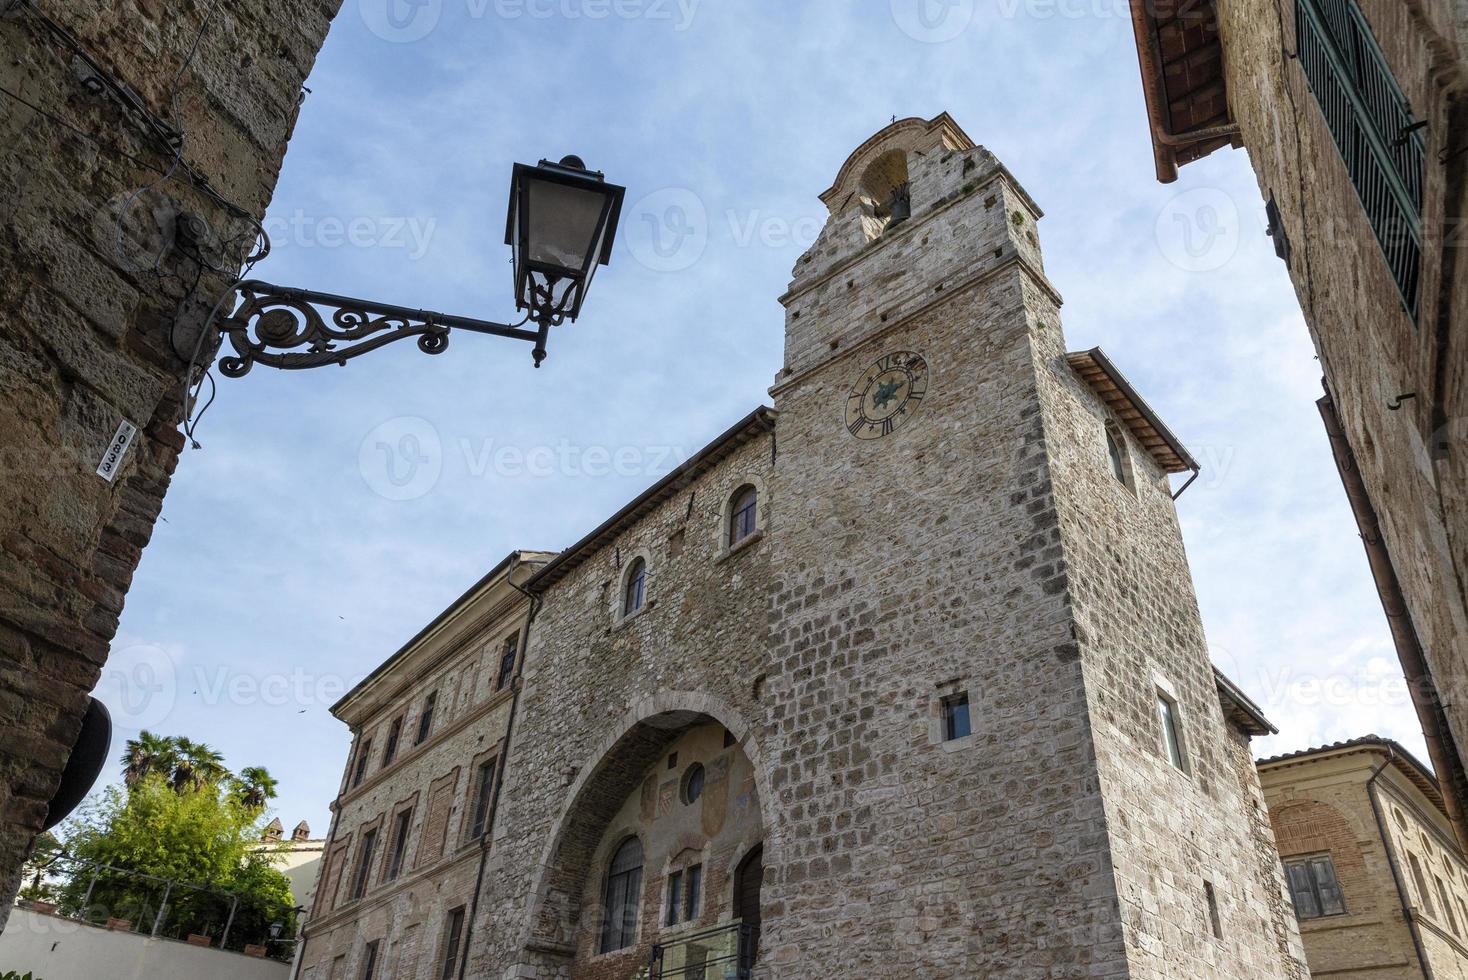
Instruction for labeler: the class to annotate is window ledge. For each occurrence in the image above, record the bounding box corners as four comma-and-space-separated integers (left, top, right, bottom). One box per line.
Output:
937, 732, 975, 754
657, 918, 709, 940
717, 528, 765, 564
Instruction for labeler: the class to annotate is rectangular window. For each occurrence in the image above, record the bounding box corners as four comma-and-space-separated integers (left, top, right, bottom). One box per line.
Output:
382, 718, 403, 767
360, 940, 380, 980
684, 863, 702, 922
1203, 880, 1223, 939
416, 692, 438, 745
1157, 693, 1186, 771
666, 870, 684, 925
1295, 0, 1424, 318
941, 692, 971, 741
1436, 875, 1460, 935
352, 739, 373, 788
1284, 854, 1347, 919
469, 759, 496, 840
496, 635, 519, 692
386, 809, 412, 881
1410, 853, 1436, 914
439, 907, 465, 980
351, 829, 378, 900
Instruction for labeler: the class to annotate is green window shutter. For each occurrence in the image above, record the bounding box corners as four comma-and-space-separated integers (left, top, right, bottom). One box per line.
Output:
1296, 0, 1425, 319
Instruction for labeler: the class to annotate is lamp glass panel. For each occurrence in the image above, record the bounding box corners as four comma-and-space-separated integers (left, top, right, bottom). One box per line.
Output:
527, 179, 605, 272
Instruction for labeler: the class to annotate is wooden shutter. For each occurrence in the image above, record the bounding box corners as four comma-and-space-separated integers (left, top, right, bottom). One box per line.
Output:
1285, 861, 1321, 918
420, 777, 457, 865
1295, 0, 1424, 317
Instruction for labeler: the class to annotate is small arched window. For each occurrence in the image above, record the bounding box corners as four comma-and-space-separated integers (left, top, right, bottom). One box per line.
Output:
623, 558, 646, 617
1105, 423, 1129, 487
681, 763, 706, 805
728, 486, 758, 547
601, 836, 644, 953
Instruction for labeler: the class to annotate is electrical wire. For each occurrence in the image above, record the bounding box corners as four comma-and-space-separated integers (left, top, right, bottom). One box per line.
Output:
7, 0, 288, 447
180, 260, 262, 449
112, 0, 221, 274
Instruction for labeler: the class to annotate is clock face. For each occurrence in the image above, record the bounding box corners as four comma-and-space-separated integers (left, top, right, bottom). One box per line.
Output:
845, 350, 930, 440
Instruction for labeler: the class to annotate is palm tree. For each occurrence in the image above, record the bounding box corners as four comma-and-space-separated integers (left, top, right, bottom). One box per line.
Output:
120, 731, 178, 789
170, 738, 229, 792
233, 767, 279, 811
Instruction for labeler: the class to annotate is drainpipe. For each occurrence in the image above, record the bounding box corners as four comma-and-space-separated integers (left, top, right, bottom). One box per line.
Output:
1152, 122, 1243, 147
1318, 388, 1468, 851
1367, 747, 1435, 979
457, 561, 543, 980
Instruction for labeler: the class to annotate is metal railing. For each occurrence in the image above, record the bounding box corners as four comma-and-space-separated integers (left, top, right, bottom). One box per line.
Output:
16, 854, 296, 959
646, 921, 756, 980
1295, 0, 1425, 319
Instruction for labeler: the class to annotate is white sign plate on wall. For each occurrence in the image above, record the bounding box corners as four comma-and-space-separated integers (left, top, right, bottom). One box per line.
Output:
96, 420, 139, 482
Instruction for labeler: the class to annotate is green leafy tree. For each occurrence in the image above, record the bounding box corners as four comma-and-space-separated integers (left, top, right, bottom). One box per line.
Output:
56, 776, 295, 959
17, 830, 61, 904
120, 731, 178, 790
232, 767, 279, 812
169, 738, 230, 793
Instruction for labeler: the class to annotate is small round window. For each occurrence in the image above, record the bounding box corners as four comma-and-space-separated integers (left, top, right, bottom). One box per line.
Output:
681, 763, 705, 805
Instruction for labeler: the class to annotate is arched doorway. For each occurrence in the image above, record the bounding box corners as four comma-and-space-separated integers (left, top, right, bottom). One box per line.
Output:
732, 843, 763, 962
525, 710, 767, 979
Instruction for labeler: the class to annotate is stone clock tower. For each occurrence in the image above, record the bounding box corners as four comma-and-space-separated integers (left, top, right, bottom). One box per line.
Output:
758, 115, 1308, 977
308, 114, 1309, 980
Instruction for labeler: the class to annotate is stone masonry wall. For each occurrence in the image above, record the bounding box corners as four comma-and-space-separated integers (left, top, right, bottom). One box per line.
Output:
0, 0, 339, 929
1212, 0, 1468, 800
469, 433, 775, 978
762, 249, 1127, 974
1028, 276, 1310, 976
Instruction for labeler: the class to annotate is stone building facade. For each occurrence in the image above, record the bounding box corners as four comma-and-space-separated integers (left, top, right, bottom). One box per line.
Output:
1260, 736, 1468, 978
296, 551, 550, 980
303, 115, 1310, 977
1125, 0, 1468, 840
0, 0, 341, 928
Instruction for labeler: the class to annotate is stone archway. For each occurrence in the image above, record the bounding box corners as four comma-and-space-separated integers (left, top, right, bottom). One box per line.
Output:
519, 693, 771, 979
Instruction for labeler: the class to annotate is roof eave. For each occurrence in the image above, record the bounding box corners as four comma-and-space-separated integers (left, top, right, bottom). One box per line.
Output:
330, 549, 553, 719
1066, 347, 1200, 475
1214, 668, 1278, 737
1129, 0, 1183, 183
1258, 736, 1447, 813
526, 406, 777, 593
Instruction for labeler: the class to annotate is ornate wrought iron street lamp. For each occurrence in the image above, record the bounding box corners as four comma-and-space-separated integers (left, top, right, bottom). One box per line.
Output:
215, 157, 624, 375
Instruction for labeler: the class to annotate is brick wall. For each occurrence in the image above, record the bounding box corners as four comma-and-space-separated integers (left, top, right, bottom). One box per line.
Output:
296, 563, 535, 980
0, 0, 339, 931
1261, 744, 1468, 978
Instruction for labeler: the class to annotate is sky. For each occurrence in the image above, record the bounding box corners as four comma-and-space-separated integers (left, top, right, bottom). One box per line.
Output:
93, 0, 1424, 839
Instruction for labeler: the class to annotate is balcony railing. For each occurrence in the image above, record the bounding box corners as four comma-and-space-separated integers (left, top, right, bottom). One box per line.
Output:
645, 921, 756, 980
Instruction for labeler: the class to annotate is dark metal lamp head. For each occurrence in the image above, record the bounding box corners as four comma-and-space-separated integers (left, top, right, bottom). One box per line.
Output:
506, 155, 626, 328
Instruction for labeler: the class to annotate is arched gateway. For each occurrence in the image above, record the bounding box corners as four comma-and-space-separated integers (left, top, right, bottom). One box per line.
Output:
521, 703, 768, 980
